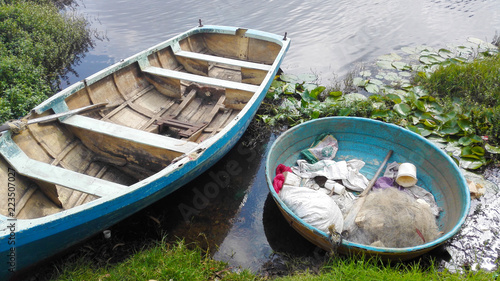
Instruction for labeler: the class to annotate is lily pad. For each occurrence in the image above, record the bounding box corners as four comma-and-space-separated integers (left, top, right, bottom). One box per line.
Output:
384, 72, 399, 81
378, 53, 402, 61
457, 119, 473, 133
398, 71, 412, 77
423, 119, 438, 128
283, 83, 297, 94
280, 74, 299, 83
339, 108, 352, 116
386, 94, 402, 103
353, 77, 368, 87
394, 103, 411, 116
329, 91, 343, 97
309, 86, 325, 100
392, 61, 410, 71
376, 60, 394, 69
460, 158, 484, 170
438, 48, 453, 59
419, 55, 441, 65
485, 144, 500, 154
371, 109, 389, 118
365, 83, 379, 94
303, 83, 319, 92
471, 146, 485, 156
344, 93, 367, 102
359, 70, 372, 77
368, 78, 384, 85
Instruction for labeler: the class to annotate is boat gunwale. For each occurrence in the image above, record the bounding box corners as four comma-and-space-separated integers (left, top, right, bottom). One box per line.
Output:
265, 116, 470, 256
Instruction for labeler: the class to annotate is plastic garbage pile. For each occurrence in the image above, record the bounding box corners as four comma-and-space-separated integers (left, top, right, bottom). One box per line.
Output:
273, 133, 442, 248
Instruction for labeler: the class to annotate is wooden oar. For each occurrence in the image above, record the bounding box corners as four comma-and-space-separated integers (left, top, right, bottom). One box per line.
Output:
343, 149, 393, 234
0, 103, 107, 133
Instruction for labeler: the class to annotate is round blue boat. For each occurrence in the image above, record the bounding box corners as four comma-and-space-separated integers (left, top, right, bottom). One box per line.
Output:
265, 117, 470, 260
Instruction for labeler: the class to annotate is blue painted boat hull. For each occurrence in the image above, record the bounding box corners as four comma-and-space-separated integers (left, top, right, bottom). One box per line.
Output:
0, 25, 290, 279
265, 117, 470, 260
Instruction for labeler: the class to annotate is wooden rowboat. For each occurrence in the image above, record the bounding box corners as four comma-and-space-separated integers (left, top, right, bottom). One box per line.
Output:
265, 117, 470, 261
0, 24, 290, 277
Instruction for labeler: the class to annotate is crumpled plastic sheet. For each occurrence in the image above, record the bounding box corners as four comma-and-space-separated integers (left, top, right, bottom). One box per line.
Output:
292, 159, 369, 192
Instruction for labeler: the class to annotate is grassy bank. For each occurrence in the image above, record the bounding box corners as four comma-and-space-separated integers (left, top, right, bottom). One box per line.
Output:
50, 239, 496, 280
50, 239, 254, 281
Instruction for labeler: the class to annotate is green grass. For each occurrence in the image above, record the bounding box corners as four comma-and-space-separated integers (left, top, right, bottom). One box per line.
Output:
52, 239, 254, 281
414, 52, 500, 107
49, 238, 497, 281
279, 257, 496, 281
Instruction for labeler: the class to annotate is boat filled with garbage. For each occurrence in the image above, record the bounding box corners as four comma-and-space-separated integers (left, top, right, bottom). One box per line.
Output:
265, 117, 470, 260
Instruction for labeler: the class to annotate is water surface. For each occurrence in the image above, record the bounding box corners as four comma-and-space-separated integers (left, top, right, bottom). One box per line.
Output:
69, 0, 499, 84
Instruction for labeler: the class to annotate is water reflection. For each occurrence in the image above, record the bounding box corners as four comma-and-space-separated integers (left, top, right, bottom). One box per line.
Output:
68, 0, 499, 85
212, 135, 278, 271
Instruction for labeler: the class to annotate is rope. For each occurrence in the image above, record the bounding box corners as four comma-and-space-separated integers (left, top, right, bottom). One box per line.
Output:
328, 224, 343, 255
7, 119, 28, 134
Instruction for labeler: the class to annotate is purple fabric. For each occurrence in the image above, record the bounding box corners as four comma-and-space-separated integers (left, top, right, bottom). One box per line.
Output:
373, 177, 396, 189
374, 177, 405, 190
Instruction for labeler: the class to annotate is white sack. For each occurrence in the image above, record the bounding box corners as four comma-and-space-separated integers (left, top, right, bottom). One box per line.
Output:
279, 184, 344, 233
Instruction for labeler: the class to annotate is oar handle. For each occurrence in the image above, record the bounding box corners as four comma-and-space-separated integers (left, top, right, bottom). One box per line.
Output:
0, 103, 107, 134
0, 124, 11, 133
359, 150, 393, 197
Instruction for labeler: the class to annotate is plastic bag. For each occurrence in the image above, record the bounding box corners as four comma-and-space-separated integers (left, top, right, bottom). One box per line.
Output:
279, 184, 344, 233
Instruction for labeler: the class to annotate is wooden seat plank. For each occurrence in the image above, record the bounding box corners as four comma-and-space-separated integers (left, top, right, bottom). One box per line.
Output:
175, 51, 272, 72
142, 66, 259, 93
62, 115, 198, 154
0, 138, 126, 197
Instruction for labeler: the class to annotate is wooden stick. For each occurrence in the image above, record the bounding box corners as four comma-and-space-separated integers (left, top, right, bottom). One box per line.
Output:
0, 103, 107, 133
343, 150, 393, 233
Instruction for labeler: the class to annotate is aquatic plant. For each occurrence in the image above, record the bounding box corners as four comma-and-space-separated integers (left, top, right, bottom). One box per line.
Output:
260, 38, 500, 170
